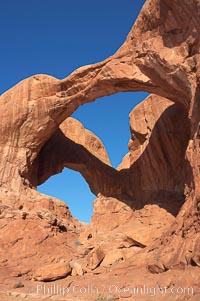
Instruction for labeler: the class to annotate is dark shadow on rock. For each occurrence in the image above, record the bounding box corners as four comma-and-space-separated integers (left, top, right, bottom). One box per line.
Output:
119, 102, 193, 216
37, 129, 122, 196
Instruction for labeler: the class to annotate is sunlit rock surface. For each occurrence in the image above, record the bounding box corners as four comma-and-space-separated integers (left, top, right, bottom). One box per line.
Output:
0, 0, 200, 300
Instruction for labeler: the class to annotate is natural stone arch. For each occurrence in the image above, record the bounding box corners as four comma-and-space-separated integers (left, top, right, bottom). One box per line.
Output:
37, 94, 191, 217
0, 0, 198, 194
0, 0, 200, 271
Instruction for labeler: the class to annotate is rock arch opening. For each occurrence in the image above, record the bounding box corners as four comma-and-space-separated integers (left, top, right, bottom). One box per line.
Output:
0, 0, 199, 273
38, 168, 95, 222
72, 91, 149, 167
37, 90, 191, 220
37, 91, 149, 222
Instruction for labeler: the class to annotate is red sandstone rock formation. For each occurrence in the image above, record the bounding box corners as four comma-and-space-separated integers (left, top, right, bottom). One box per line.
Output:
0, 191, 81, 281
118, 94, 191, 215
1, 0, 199, 194
37, 93, 191, 215
0, 0, 200, 300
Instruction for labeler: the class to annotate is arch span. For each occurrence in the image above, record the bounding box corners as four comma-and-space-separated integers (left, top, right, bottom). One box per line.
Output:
0, 0, 200, 271
0, 0, 197, 193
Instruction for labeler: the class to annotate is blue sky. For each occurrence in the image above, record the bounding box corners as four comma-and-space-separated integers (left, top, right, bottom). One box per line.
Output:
1, 0, 147, 222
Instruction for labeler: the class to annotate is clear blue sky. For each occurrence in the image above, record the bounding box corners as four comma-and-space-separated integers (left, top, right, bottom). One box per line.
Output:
1, 0, 147, 222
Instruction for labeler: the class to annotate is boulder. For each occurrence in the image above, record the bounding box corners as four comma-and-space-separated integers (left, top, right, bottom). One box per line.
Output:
86, 246, 105, 270
33, 262, 71, 281
101, 250, 124, 267
71, 262, 84, 276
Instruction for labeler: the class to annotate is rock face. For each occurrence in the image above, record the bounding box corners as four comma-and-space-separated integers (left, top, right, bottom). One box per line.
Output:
79, 195, 175, 272
118, 94, 191, 215
0, 191, 81, 281
0, 0, 200, 299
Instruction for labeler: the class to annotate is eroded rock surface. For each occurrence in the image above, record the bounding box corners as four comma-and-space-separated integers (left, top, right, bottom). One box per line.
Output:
0, 0, 200, 300
0, 191, 81, 280
118, 94, 191, 215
